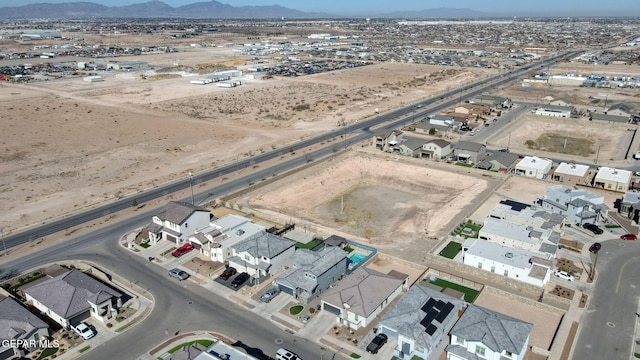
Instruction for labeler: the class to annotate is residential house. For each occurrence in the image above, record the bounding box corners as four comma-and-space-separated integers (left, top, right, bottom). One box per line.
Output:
490, 200, 566, 232
422, 139, 452, 159
534, 105, 572, 118
23, 269, 123, 329
378, 285, 464, 360
462, 238, 552, 287
147, 201, 212, 244
373, 129, 403, 151
321, 267, 408, 330
476, 152, 519, 172
590, 113, 630, 123
227, 231, 295, 279
446, 305, 532, 360
594, 167, 632, 192
429, 115, 461, 129
549, 98, 572, 107
323, 235, 348, 249
454, 104, 490, 117
607, 102, 634, 118
453, 141, 487, 163
478, 217, 558, 255
473, 95, 512, 108
537, 185, 609, 225
398, 137, 428, 157
275, 247, 348, 304
552, 162, 591, 185
0, 296, 49, 359
188, 215, 265, 262
514, 156, 553, 179
619, 192, 640, 224
191, 341, 258, 360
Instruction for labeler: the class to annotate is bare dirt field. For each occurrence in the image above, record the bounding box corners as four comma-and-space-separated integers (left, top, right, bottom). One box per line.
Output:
236, 152, 496, 259
487, 115, 634, 162
0, 44, 496, 234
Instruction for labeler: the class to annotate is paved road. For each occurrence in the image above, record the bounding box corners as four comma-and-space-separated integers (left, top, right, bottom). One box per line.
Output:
573, 238, 640, 360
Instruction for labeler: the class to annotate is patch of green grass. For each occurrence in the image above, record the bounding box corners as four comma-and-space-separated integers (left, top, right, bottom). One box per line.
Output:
429, 278, 479, 302
344, 246, 354, 253
290, 305, 304, 315
634, 353, 640, 358
439, 241, 462, 259
167, 340, 215, 354
78, 345, 91, 353
294, 238, 323, 249
455, 162, 473, 167
11, 273, 46, 290
36, 347, 58, 360
411, 356, 424, 360
350, 353, 361, 359
604, 225, 621, 229
139, 241, 151, 248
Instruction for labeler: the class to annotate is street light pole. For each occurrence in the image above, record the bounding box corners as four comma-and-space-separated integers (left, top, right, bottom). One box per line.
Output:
188, 172, 195, 205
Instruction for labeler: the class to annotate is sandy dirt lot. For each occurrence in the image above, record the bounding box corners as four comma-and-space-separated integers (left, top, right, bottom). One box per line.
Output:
237, 152, 494, 258
0, 44, 496, 234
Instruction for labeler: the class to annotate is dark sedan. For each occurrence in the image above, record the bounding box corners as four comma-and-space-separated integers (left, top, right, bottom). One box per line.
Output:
231, 272, 250, 288
366, 333, 388, 354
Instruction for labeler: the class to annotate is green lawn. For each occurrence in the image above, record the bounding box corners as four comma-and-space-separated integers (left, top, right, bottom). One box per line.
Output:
294, 238, 323, 250
167, 340, 215, 354
36, 347, 58, 360
455, 162, 473, 167
139, 241, 151, 248
290, 305, 304, 315
439, 242, 462, 259
429, 278, 479, 302
11, 273, 46, 290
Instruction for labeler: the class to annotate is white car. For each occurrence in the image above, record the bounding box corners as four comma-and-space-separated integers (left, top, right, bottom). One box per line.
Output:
554, 270, 575, 282
276, 348, 302, 360
72, 322, 95, 340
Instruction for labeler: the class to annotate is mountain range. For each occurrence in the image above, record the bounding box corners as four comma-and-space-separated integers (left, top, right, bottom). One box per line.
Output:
0, 1, 486, 20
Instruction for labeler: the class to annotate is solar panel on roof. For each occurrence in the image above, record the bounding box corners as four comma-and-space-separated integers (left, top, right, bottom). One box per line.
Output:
425, 324, 438, 335
434, 300, 445, 310
421, 298, 437, 313
435, 302, 455, 323
500, 199, 530, 212
420, 309, 438, 328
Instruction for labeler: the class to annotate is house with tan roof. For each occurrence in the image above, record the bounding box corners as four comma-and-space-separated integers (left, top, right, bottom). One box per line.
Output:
320, 267, 408, 330
147, 201, 212, 245
594, 167, 632, 192
23, 269, 123, 329
552, 162, 591, 185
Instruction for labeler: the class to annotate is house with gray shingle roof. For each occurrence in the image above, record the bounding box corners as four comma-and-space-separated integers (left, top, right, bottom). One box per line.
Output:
423, 139, 452, 159
275, 247, 347, 304
476, 152, 519, 172
373, 129, 403, 151
320, 267, 407, 330
23, 269, 122, 329
607, 102, 634, 117
0, 296, 49, 359
398, 137, 428, 157
227, 231, 295, 279
453, 141, 487, 163
446, 304, 532, 360
378, 285, 464, 360
148, 201, 212, 245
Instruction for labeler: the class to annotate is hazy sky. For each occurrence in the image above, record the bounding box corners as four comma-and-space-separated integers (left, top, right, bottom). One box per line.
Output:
7, 0, 640, 16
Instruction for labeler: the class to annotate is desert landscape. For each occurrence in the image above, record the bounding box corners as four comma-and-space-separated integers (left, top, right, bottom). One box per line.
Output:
0, 44, 495, 234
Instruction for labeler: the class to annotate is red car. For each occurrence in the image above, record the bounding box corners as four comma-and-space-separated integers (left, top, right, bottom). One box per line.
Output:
621, 234, 637, 241
219, 267, 237, 280
171, 243, 194, 257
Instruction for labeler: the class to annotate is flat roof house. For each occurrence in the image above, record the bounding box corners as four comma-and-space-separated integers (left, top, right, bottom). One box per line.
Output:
552, 162, 591, 185
321, 267, 408, 330
275, 247, 348, 304
23, 269, 123, 329
378, 285, 464, 360
462, 238, 552, 287
594, 167, 631, 193
446, 305, 532, 360
0, 296, 49, 359
148, 201, 212, 245
514, 156, 553, 179
534, 104, 572, 118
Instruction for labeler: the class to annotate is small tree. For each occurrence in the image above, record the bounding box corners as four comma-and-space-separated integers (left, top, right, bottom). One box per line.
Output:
428, 128, 437, 135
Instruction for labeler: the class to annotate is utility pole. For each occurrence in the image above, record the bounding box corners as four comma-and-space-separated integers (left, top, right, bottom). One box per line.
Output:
188, 172, 195, 205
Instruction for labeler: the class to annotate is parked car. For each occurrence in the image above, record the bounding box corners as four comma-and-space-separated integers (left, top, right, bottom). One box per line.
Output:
589, 242, 602, 253
276, 348, 302, 360
168, 268, 189, 281
72, 322, 95, 340
621, 234, 638, 241
261, 287, 280, 303
583, 223, 603, 235
366, 333, 388, 354
219, 267, 237, 280
231, 272, 250, 288
172, 243, 194, 257
554, 270, 575, 282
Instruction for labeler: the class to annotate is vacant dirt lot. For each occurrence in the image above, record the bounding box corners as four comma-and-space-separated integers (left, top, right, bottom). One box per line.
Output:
237, 152, 497, 259
0, 44, 496, 234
